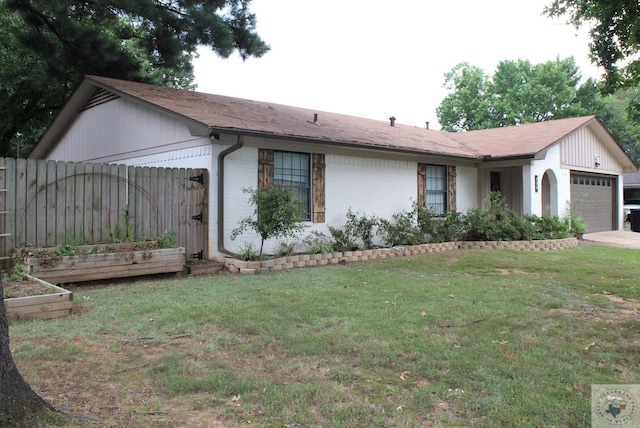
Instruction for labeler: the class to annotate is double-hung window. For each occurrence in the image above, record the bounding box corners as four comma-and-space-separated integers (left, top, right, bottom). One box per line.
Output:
274, 151, 311, 221
425, 164, 448, 215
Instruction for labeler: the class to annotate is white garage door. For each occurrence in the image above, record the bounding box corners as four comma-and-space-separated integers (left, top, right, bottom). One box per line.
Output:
570, 173, 616, 233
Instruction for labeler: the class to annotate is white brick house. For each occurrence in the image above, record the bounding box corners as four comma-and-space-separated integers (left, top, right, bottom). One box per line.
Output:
32, 76, 637, 258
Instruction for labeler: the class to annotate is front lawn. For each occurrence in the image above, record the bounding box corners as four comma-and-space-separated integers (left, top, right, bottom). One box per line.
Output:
9, 246, 640, 427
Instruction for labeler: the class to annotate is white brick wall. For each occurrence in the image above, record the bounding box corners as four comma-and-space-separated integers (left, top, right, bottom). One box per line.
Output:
221, 148, 479, 256
325, 154, 415, 225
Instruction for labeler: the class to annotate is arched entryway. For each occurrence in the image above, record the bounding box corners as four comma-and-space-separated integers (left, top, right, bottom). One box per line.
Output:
541, 170, 558, 217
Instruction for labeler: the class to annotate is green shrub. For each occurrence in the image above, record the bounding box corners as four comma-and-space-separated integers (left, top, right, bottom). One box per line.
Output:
431, 211, 467, 242
415, 201, 438, 237
377, 211, 423, 246
462, 192, 531, 241
344, 209, 379, 249
237, 242, 260, 261
527, 215, 571, 239
156, 230, 177, 248
509, 213, 537, 241
328, 209, 379, 250
274, 241, 296, 257
328, 226, 359, 252
231, 186, 305, 256
303, 231, 334, 254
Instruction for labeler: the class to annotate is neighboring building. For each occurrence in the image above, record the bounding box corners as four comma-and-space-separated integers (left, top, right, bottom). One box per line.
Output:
31, 76, 637, 258
623, 171, 640, 218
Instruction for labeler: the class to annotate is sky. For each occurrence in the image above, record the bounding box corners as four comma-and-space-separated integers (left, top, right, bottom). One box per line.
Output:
193, 0, 601, 130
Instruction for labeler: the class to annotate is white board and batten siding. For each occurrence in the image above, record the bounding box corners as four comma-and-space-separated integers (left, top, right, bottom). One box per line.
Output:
560, 126, 624, 174
46, 97, 206, 164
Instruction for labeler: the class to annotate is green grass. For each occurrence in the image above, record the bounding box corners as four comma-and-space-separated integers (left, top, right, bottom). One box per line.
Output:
9, 246, 640, 427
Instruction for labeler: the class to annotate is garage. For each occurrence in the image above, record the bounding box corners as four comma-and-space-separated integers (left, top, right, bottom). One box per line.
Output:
570, 173, 617, 233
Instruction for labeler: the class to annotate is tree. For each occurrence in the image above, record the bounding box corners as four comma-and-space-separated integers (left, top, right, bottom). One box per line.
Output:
492, 58, 585, 125
0, 0, 269, 157
437, 60, 640, 163
231, 186, 305, 257
436, 63, 495, 131
600, 90, 640, 163
1, 0, 268, 423
0, 278, 63, 426
544, 0, 640, 93
437, 58, 589, 130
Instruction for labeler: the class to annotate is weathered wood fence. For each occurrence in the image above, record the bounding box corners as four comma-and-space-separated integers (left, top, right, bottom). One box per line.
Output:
0, 158, 208, 266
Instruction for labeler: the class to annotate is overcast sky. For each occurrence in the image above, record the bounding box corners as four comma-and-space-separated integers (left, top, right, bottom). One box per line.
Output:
193, 0, 600, 130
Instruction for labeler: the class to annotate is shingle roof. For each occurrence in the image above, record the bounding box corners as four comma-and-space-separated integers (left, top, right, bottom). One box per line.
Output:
86, 76, 475, 158
448, 116, 597, 158
624, 171, 640, 186
62, 76, 610, 162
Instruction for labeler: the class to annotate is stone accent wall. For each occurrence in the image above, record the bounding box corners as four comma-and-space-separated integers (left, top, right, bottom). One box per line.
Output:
221, 238, 578, 274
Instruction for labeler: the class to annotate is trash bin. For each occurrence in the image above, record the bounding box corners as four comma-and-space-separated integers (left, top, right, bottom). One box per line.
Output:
630, 209, 640, 232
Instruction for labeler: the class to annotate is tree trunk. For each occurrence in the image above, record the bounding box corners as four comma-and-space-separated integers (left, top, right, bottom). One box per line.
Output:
0, 278, 58, 426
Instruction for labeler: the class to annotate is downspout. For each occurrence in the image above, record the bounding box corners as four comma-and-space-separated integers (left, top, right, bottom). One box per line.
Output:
217, 135, 244, 257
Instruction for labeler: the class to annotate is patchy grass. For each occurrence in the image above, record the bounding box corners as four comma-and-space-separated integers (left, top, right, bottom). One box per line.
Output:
8, 246, 640, 427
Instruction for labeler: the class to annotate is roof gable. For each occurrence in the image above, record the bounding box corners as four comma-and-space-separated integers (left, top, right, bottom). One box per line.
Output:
447, 117, 597, 159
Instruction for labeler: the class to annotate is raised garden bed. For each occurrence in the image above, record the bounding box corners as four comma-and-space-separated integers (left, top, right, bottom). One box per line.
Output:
16, 242, 186, 284
4, 275, 73, 321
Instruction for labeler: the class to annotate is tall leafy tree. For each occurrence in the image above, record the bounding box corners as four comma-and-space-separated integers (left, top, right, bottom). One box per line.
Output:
492, 58, 584, 125
0, 0, 268, 424
437, 60, 640, 163
544, 0, 640, 93
600, 89, 640, 163
0, 0, 269, 157
436, 63, 495, 132
437, 58, 588, 130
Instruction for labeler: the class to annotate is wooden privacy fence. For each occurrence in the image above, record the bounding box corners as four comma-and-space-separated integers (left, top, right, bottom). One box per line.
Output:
0, 158, 208, 265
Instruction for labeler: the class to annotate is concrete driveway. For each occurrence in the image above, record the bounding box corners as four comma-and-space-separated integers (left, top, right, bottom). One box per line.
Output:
582, 230, 640, 249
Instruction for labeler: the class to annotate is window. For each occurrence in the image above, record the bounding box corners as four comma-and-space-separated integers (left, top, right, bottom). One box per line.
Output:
425, 165, 448, 215
259, 149, 325, 223
625, 188, 640, 203
274, 151, 311, 221
490, 171, 501, 192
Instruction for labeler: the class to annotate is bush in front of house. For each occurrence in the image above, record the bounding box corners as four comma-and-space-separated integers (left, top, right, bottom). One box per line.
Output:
377, 202, 428, 246
303, 231, 334, 254
328, 209, 379, 251
430, 210, 468, 243
314, 192, 573, 253
529, 215, 572, 240
463, 193, 527, 241
231, 186, 305, 256
243, 190, 575, 256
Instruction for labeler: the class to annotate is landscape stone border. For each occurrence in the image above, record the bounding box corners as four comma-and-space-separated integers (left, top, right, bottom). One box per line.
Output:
221, 237, 578, 274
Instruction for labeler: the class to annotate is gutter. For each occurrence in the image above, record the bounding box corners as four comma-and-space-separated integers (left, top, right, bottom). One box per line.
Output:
217, 134, 244, 258
481, 154, 536, 162
207, 127, 481, 162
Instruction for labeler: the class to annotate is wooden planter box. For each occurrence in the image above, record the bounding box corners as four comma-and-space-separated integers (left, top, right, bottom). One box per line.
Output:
5, 276, 73, 321
21, 244, 186, 284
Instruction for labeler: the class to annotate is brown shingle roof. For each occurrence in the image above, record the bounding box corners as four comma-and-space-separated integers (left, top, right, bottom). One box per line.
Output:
84, 76, 599, 161
448, 116, 596, 158
87, 76, 474, 158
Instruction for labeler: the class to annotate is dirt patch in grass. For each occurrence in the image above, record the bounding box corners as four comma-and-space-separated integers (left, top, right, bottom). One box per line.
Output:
496, 268, 528, 275
13, 334, 242, 427
551, 292, 640, 322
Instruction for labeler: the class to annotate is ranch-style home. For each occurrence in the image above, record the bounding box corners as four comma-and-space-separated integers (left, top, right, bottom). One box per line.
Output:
31, 76, 637, 258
